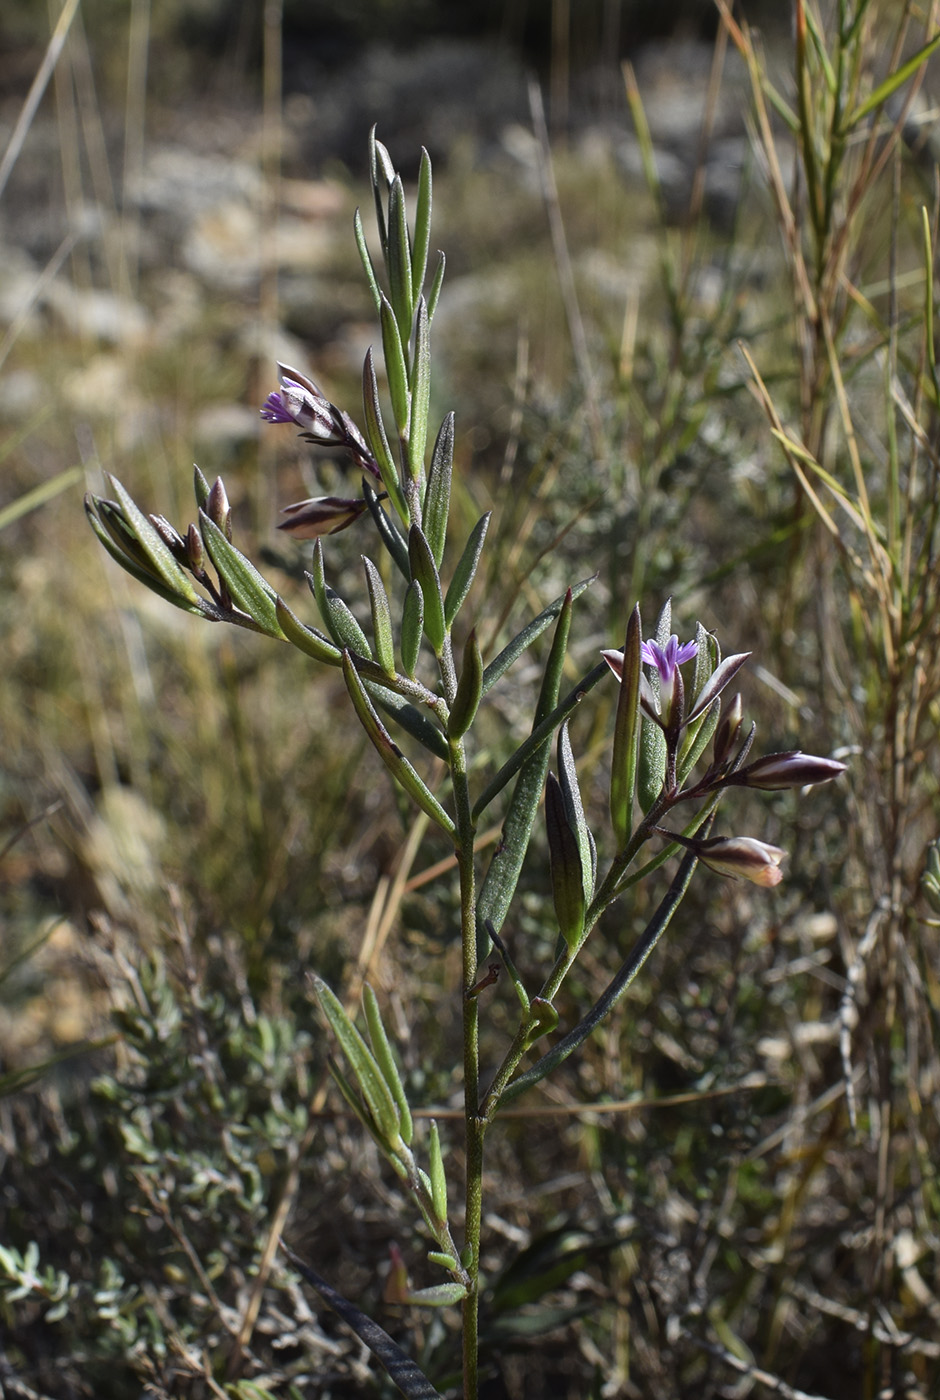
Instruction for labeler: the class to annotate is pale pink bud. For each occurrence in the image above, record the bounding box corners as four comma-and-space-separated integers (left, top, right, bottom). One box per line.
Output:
731, 751, 847, 791
693, 835, 786, 886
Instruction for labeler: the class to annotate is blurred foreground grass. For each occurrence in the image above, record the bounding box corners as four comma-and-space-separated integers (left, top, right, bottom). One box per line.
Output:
2, 2, 940, 1397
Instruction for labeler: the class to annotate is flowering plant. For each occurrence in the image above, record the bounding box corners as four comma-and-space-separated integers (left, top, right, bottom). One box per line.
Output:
85, 131, 844, 1397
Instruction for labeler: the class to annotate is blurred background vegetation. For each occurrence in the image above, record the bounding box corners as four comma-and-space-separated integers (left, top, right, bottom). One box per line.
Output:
2, 1, 939, 1397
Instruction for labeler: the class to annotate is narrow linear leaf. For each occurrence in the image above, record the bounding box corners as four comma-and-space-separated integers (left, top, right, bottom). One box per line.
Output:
428, 1120, 447, 1223
106, 474, 201, 603
363, 984, 413, 1146
362, 350, 408, 523
363, 558, 396, 676
402, 1283, 467, 1308
354, 206, 383, 314
844, 32, 940, 130
342, 653, 455, 836
307, 545, 373, 658
401, 580, 424, 679
407, 297, 430, 483
472, 661, 608, 820
482, 575, 595, 694
314, 978, 403, 1148
88, 499, 225, 620
200, 511, 284, 637
387, 174, 414, 345
281, 1243, 444, 1400
380, 294, 411, 437
557, 722, 593, 904
423, 412, 454, 568
368, 125, 391, 253
409, 525, 446, 653
427, 251, 445, 321
610, 604, 641, 847
193, 463, 211, 511
275, 596, 343, 665
447, 628, 483, 740
363, 477, 411, 578
545, 771, 585, 948
412, 147, 432, 301
427, 1251, 458, 1272
366, 684, 449, 762
444, 513, 490, 628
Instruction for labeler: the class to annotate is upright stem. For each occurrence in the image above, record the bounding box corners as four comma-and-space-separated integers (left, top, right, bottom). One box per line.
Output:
450, 735, 481, 1399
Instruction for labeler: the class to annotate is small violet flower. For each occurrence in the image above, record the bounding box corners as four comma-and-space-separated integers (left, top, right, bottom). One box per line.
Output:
260, 362, 379, 478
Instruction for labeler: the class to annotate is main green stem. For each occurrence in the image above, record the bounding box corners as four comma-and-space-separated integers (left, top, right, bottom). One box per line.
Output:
450, 735, 482, 1399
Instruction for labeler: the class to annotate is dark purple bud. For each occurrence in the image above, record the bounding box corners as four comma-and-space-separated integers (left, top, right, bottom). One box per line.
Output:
731, 751, 848, 791
149, 513, 187, 561
713, 692, 744, 767
277, 494, 369, 539
186, 522, 205, 572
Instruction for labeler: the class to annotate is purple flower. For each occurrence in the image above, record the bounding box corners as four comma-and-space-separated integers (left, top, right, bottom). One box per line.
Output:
640, 634, 699, 682
641, 634, 697, 731
260, 362, 380, 477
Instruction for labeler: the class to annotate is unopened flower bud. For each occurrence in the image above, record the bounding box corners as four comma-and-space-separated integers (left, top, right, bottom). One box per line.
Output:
186, 522, 205, 572
693, 835, 786, 886
732, 751, 847, 791
206, 476, 232, 539
277, 494, 368, 539
149, 513, 187, 561
713, 692, 744, 767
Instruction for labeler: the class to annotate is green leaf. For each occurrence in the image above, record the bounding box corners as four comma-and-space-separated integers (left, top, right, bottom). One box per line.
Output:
275, 596, 343, 665
87, 498, 210, 618
427, 252, 445, 321
402, 1283, 467, 1308
363, 984, 413, 1146
380, 293, 410, 437
609, 604, 641, 847
401, 579, 424, 679
363, 477, 410, 578
199, 512, 284, 637
369, 126, 391, 253
366, 684, 449, 761
106, 474, 201, 603
387, 174, 414, 347
481, 575, 595, 694
844, 32, 940, 130
362, 350, 407, 523
472, 661, 608, 820
354, 206, 383, 315
408, 525, 445, 653
545, 771, 585, 949
314, 977, 403, 1149
557, 721, 594, 904
476, 588, 572, 941
447, 628, 483, 740
342, 653, 455, 836
428, 1120, 447, 1223
443, 513, 490, 629
193, 463, 211, 511
427, 1251, 458, 1272
411, 147, 432, 302
407, 298, 430, 483
308, 544, 372, 658
363, 558, 396, 676
423, 412, 454, 568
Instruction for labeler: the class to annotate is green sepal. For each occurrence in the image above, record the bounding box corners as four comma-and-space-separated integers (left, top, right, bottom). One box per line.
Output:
428, 1120, 447, 1223
275, 596, 343, 665
409, 525, 446, 653
353, 206, 382, 314
482, 575, 595, 695
380, 293, 411, 437
443, 513, 490, 629
363, 984, 413, 1147
363, 558, 396, 676
423, 412, 454, 568
407, 298, 430, 483
557, 722, 594, 904
86, 497, 210, 618
678, 624, 719, 783
387, 174, 414, 348
610, 603, 642, 847
362, 350, 407, 523
476, 590, 572, 946
523, 997, 559, 1049
427, 1251, 458, 1272
308, 543, 372, 658
363, 478, 410, 579
545, 772, 585, 950
199, 511, 285, 637
314, 977, 404, 1151
412, 147, 432, 301
401, 580, 424, 678
447, 629, 483, 740
104, 474, 201, 603
342, 652, 455, 836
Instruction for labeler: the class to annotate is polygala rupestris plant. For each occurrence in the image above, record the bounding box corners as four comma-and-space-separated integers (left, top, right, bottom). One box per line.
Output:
85, 130, 845, 1398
